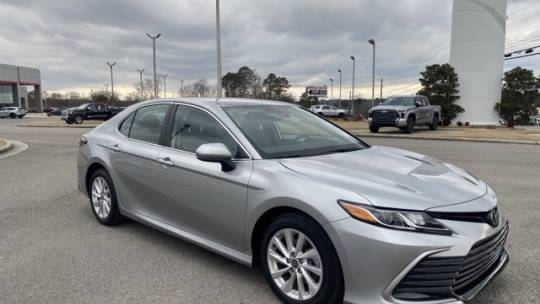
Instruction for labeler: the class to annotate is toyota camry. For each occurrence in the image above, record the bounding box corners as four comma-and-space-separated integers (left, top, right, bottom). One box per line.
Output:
77, 98, 508, 304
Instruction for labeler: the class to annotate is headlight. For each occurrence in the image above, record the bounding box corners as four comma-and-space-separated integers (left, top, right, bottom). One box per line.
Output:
68, 110, 73, 115
338, 201, 452, 235
398, 111, 405, 118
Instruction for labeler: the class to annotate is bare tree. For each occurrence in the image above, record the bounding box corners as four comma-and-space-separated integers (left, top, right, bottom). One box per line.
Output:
184, 79, 215, 97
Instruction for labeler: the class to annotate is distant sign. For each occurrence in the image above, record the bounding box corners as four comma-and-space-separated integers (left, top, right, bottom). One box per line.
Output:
305, 86, 327, 97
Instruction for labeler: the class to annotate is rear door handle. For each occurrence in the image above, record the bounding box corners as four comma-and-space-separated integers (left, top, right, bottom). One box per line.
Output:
157, 157, 175, 167
109, 144, 121, 152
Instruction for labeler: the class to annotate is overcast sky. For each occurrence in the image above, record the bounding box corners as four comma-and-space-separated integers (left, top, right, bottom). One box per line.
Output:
0, 0, 538, 98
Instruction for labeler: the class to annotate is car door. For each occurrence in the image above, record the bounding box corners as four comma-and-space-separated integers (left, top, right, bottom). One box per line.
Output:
416, 97, 427, 124
152, 103, 252, 251
109, 103, 171, 217
93, 103, 109, 119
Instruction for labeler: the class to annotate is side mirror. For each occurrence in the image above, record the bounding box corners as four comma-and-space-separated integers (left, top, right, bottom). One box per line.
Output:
86, 107, 92, 110
195, 143, 236, 172
415, 101, 422, 107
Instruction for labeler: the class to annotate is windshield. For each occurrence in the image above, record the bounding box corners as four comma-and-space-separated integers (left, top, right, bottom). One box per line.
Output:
382, 97, 416, 106
77, 103, 90, 109
222, 104, 365, 159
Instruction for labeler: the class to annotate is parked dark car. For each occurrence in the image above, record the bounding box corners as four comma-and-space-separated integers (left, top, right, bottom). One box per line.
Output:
61, 103, 124, 124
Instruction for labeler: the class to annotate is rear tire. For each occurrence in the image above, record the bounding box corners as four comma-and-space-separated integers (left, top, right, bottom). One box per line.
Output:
337, 113, 345, 118
74, 115, 83, 124
369, 126, 379, 133
88, 169, 124, 226
403, 117, 415, 134
260, 213, 344, 304
429, 115, 439, 130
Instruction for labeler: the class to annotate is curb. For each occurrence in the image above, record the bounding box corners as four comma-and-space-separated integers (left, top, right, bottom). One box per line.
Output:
351, 132, 540, 145
0, 140, 13, 153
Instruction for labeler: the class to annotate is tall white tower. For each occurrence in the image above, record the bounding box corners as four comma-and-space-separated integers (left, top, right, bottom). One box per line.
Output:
450, 0, 507, 125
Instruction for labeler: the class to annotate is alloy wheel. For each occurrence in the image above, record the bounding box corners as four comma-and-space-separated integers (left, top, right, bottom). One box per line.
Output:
91, 176, 112, 219
266, 228, 323, 301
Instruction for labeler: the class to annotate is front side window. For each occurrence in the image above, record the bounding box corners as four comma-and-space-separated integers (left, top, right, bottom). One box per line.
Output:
223, 104, 365, 159
128, 104, 169, 144
170, 105, 243, 157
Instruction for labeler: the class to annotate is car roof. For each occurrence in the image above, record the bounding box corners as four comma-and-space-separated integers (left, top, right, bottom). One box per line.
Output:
140, 97, 291, 108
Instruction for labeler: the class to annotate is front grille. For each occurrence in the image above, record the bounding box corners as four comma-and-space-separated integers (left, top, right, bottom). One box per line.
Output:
393, 223, 508, 301
371, 110, 399, 124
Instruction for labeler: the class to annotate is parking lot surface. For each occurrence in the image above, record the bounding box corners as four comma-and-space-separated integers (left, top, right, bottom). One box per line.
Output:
1, 118, 539, 304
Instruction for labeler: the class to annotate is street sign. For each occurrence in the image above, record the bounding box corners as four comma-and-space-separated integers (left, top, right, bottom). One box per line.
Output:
305, 86, 327, 97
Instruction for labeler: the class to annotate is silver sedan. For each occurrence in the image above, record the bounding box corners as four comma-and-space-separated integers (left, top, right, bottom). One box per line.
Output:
77, 98, 508, 304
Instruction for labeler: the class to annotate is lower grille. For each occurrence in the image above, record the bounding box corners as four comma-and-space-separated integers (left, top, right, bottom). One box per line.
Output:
371, 110, 399, 124
393, 223, 509, 301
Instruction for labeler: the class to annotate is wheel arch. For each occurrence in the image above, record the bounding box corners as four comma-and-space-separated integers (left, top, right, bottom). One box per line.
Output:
250, 205, 333, 268
85, 160, 109, 194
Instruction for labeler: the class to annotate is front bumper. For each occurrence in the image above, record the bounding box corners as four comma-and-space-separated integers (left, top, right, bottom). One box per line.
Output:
368, 117, 408, 128
324, 217, 508, 304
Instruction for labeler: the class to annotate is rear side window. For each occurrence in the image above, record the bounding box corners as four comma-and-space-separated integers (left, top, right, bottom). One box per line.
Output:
119, 112, 135, 136
128, 104, 169, 144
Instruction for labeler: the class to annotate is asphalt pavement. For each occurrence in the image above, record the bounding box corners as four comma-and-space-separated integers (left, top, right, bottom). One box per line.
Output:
1, 118, 539, 304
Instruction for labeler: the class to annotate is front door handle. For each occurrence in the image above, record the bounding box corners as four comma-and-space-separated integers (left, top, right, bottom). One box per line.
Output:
109, 144, 121, 152
157, 157, 175, 167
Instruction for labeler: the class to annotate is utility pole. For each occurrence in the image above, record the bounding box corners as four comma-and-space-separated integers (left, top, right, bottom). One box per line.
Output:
137, 69, 145, 100
146, 33, 161, 99
215, 0, 223, 97
106, 62, 116, 106
163, 74, 168, 98
337, 69, 342, 108
368, 39, 376, 107
380, 78, 383, 100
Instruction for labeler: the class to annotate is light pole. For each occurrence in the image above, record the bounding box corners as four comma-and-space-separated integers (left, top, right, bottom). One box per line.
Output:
137, 68, 145, 100
368, 39, 376, 107
215, 0, 223, 97
179, 78, 184, 97
329, 78, 334, 101
163, 74, 168, 98
146, 33, 161, 99
106, 62, 116, 105
337, 69, 342, 108
104, 83, 109, 104
350, 56, 356, 115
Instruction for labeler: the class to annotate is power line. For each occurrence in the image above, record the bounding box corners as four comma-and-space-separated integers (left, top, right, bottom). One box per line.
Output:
508, 1, 540, 16
383, 40, 448, 79
505, 52, 540, 60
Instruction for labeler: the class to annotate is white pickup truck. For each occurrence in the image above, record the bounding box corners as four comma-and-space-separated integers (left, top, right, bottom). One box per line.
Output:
310, 105, 347, 117
368, 95, 441, 134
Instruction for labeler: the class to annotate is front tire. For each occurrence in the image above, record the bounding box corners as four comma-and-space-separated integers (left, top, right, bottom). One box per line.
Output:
260, 214, 343, 304
10, 113, 16, 119
88, 169, 124, 226
403, 116, 415, 134
369, 126, 379, 133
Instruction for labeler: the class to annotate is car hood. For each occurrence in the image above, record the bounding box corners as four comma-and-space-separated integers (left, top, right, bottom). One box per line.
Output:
279, 146, 487, 211
370, 105, 414, 112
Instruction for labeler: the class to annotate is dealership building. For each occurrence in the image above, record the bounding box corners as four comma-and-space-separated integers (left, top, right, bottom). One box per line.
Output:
0, 63, 43, 112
